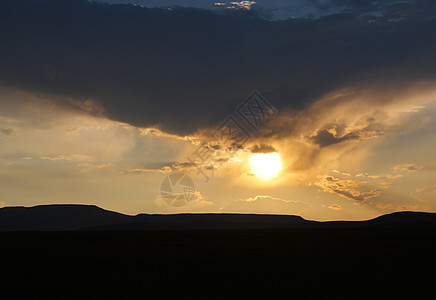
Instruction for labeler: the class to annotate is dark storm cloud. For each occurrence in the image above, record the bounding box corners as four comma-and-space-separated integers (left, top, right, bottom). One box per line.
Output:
1, 0, 436, 135
310, 129, 375, 147
250, 144, 276, 153
311, 129, 353, 147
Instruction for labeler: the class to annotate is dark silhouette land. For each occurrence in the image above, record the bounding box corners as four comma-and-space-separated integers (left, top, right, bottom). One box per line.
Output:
0, 205, 435, 298
1, 204, 436, 231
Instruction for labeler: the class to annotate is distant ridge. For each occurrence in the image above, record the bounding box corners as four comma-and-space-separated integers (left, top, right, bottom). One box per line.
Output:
0, 204, 435, 231
0, 204, 131, 231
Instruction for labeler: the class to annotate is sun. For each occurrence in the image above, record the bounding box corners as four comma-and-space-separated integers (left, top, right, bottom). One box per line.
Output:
250, 152, 282, 178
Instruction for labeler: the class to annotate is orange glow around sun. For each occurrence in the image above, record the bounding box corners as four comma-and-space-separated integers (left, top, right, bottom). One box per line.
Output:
250, 152, 282, 178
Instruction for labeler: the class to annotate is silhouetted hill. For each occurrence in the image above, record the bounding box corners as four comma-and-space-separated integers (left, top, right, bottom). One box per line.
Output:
1, 204, 436, 231
370, 211, 436, 224
87, 213, 314, 231
322, 211, 436, 228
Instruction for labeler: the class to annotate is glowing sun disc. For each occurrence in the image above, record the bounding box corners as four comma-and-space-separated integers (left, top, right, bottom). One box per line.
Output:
250, 152, 282, 178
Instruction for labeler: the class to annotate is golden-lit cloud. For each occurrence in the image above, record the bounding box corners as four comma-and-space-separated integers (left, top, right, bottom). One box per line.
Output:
139, 128, 197, 143
189, 82, 436, 190
328, 204, 343, 211
127, 166, 172, 174
221, 195, 310, 214
260, 82, 436, 182
314, 176, 381, 202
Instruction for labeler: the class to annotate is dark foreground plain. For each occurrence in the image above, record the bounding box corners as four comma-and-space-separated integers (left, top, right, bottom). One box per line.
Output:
1, 226, 435, 299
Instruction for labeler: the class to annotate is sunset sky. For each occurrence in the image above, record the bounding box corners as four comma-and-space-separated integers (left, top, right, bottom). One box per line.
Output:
1, 0, 436, 220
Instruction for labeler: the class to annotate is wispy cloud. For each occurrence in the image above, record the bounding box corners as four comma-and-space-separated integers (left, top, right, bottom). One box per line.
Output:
0, 128, 13, 136
127, 166, 171, 174
222, 195, 310, 214
40, 154, 94, 162
393, 164, 425, 172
